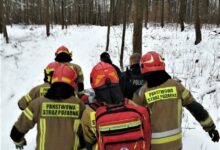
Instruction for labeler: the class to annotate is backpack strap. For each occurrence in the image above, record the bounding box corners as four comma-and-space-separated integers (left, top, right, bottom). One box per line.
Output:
106, 99, 129, 112
89, 102, 104, 111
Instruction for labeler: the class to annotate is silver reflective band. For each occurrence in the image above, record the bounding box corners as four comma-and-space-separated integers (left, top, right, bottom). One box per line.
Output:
152, 127, 181, 138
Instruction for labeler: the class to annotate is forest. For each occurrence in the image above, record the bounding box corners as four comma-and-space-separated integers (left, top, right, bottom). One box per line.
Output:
1, 0, 220, 67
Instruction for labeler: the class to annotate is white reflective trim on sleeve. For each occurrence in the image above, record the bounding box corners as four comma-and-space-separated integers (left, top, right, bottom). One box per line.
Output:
152, 127, 181, 138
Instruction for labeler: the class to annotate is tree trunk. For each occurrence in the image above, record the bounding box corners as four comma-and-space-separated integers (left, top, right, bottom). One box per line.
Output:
201, 0, 209, 23
94, 0, 98, 24
25, 0, 29, 24
3, 25, 9, 43
194, 0, 202, 45
38, 0, 42, 24
45, 0, 50, 36
89, 0, 94, 24
161, 0, 164, 28
98, 4, 102, 25
154, 0, 158, 23
120, 0, 127, 70
133, 0, 144, 54
0, 0, 2, 33
127, 0, 132, 23
217, 0, 220, 27
179, 0, 187, 31
30, 0, 34, 24
186, 0, 192, 23
144, 0, 148, 28
82, 0, 85, 24
113, 0, 120, 25
5, 0, 11, 25
77, 0, 81, 25
167, 0, 172, 22
61, 0, 64, 29
53, 0, 58, 24
2, 0, 9, 43
106, 0, 114, 51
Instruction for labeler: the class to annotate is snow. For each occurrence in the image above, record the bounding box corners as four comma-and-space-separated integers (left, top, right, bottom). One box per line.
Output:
1, 24, 220, 150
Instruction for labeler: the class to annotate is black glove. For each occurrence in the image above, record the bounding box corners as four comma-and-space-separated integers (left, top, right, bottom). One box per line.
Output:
14, 138, 27, 149
208, 129, 219, 142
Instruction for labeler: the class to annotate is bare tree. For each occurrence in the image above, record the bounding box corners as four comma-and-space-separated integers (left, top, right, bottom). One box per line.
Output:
218, 0, 220, 27
167, 0, 172, 22
77, 0, 81, 25
61, 0, 65, 29
30, 0, 35, 24
153, 0, 159, 23
120, 0, 128, 70
38, 0, 43, 24
186, 0, 193, 23
133, 0, 144, 54
113, 0, 121, 25
106, 0, 114, 51
179, 0, 187, 31
45, 0, 50, 36
201, 0, 209, 23
0, 0, 2, 33
89, 0, 95, 24
144, 0, 149, 28
161, 0, 164, 27
24, 0, 30, 24
2, 0, 9, 43
194, 0, 202, 45
52, 0, 58, 24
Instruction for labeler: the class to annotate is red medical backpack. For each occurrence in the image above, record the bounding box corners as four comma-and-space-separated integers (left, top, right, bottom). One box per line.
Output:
91, 99, 151, 150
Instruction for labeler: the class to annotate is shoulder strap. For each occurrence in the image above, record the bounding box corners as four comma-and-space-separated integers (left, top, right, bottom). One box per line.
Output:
89, 102, 104, 111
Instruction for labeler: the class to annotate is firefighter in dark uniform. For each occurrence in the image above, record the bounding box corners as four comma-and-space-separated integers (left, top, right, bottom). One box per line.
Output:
11, 65, 85, 150
133, 51, 219, 150
120, 53, 144, 99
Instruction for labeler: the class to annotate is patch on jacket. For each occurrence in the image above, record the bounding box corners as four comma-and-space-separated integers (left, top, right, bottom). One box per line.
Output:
41, 102, 80, 118
145, 86, 177, 104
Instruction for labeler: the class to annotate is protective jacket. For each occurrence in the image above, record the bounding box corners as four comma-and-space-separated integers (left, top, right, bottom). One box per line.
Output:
133, 79, 216, 150
13, 96, 85, 150
18, 82, 50, 110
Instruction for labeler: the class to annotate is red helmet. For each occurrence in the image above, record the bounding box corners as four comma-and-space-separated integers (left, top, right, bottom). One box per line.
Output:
44, 62, 61, 82
51, 65, 77, 89
55, 45, 71, 56
90, 62, 119, 89
140, 51, 165, 74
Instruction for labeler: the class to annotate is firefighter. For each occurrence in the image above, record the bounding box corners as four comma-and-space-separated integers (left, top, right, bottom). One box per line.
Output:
133, 51, 219, 150
55, 45, 85, 96
81, 62, 124, 150
120, 53, 144, 99
18, 61, 61, 110
10, 65, 86, 150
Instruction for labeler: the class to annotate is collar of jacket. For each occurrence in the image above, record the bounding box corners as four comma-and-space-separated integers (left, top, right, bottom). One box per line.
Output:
130, 64, 141, 72
143, 71, 171, 88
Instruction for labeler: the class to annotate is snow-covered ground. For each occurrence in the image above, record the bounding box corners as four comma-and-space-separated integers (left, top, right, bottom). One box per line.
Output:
0, 24, 220, 150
